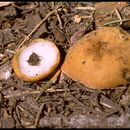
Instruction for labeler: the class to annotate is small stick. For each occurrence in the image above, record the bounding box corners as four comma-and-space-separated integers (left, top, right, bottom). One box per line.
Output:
4, 90, 40, 99
75, 6, 96, 11
103, 19, 130, 26
5, 49, 15, 54
0, 54, 5, 60
81, 15, 93, 19
51, 2, 55, 7
46, 88, 69, 92
33, 103, 44, 128
55, 10, 63, 29
4, 88, 66, 99
16, 3, 62, 51
118, 2, 128, 7
0, 2, 13, 7
115, 8, 122, 25
0, 57, 10, 66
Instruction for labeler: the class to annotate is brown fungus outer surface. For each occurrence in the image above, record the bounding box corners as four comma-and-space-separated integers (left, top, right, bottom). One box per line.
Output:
62, 27, 130, 89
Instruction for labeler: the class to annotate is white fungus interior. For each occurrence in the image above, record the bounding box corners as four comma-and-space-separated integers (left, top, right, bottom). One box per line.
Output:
18, 41, 58, 77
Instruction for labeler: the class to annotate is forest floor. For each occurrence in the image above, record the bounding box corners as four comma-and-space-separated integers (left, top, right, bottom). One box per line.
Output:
1, 2, 130, 128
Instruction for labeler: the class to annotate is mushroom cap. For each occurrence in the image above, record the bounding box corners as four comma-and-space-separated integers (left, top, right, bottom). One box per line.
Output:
62, 27, 130, 89
12, 38, 60, 82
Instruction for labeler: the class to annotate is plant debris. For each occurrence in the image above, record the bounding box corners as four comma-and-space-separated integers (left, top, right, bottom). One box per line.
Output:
1, 2, 130, 128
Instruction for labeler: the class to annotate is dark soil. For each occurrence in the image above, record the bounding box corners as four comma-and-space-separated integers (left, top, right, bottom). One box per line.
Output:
1, 2, 130, 128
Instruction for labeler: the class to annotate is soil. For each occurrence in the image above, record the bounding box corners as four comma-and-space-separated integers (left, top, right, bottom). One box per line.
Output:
1, 2, 130, 128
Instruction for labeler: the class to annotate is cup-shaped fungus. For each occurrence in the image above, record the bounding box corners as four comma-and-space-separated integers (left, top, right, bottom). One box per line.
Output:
62, 27, 130, 89
12, 39, 60, 81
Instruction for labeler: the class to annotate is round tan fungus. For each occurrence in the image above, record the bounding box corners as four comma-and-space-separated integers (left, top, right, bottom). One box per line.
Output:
12, 39, 60, 82
62, 27, 130, 89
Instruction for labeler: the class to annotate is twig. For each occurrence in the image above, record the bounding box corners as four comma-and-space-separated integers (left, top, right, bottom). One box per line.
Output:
12, 2, 38, 10
15, 106, 24, 128
81, 15, 93, 19
46, 88, 69, 93
66, 92, 87, 113
0, 2, 13, 7
118, 2, 129, 7
55, 10, 63, 29
0, 57, 10, 66
33, 103, 44, 128
103, 19, 130, 26
5, 49, 15, 54
4, 88, 67, 99
4, 90, 40, 99
16, 3, 62, 51
0, 54, 5, 60
115, 8, 122, 25
52, 1, 63, 29
51, 2, 55, 7
75, 6, 96, 11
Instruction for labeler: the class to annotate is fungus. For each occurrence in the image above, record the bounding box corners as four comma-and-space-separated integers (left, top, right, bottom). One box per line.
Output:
62, 27, 130, 89
12, 38, 60, 82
